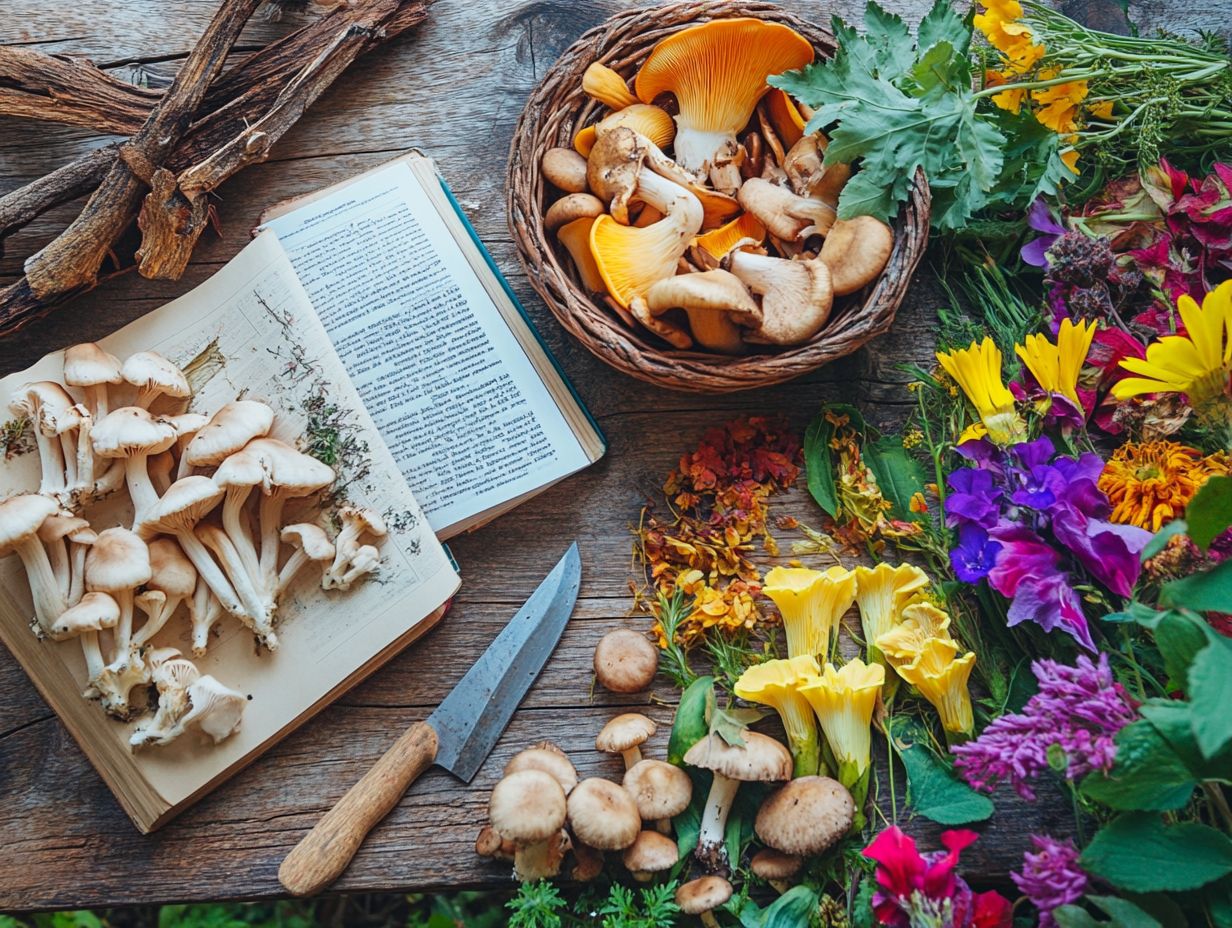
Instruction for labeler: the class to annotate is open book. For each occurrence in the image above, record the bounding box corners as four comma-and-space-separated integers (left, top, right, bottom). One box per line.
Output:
0, 153, 601, 832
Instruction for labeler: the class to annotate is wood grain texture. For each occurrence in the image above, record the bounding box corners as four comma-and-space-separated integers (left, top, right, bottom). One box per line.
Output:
0, 0, 1221, 911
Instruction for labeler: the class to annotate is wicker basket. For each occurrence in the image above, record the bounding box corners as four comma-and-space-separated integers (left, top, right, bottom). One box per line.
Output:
506, 0, 931, 393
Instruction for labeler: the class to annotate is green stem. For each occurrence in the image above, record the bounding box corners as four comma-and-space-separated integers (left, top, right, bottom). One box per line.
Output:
1203, 782, 1232, 833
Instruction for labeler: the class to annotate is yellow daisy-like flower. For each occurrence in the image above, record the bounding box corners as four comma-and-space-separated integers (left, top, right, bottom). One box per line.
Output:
1115, 280, 1232, 414
1098, 440, 1230, 531
854, 563, 931, 664
1016, 318, 1097, 406
1031, 71, 1090, 135
800, 659, 884, 800
937, 337, 1026, 446
734, 655, 823, 777
762, 565, 857, 662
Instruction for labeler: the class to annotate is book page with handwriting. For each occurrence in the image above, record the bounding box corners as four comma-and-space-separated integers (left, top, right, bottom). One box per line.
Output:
0, 232, 459, 812
260, 160, 591, 535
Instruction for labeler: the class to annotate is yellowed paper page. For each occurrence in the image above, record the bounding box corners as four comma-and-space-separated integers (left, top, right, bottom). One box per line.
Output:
0, 232, 459, 810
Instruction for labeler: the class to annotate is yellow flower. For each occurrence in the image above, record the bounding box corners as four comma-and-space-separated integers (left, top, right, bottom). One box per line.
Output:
876, 602, 955, 659
1015, 318, 1097, 406
1098, 441, 1230, 531
1030, 69, 1089, 134
1061, 149, 1080, 174
1115, 281, 1232, 414
854, 563, 931, 664
800, 659, 884, 799
735, 655, 823, 777
1089, 100, 1114, 120
936, 337, 1026, 446
763, 565, 857, 662
975, 1, 1043, 72
875, 604, 975, 736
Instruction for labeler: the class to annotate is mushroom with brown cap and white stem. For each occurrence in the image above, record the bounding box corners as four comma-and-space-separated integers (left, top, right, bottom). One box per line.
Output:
683, 730, 792, 871
596, 713, 657, 770
541, 147, 590, 194
47, 591, 119, 686
91, 407, 178, 523
475, 825, 516, 861
623, 758, 692, 833
137, 475, 249, 626
634, 18, 814, 173
9, 382, 80, 502
0, 493, 68, 635
646, 269, 760, 355
322, 504, 386, 591
504, 745, 578, 795
121, 351, 190, 411
276, 524, 335, 598
132, 537, 197, 648
622, 830, 679, 882
727, 250, 834, 346
243, 439, 337, 592
36, 511, 89, 606
749, 848, 802, 893
737, 176, 836, 242
819, 216, 895, 296
675, 875, 733, 928
565, 777, 641, 852
583, 62, 639, 110
63, 343, 123, 420
754, 775, 854, 864
593, 627, 659, 693
488, 769, 570, 882
197, 523, 276, 648
84, 526, 153, 718
130, 655, 246, 749
544, 192, 605, 232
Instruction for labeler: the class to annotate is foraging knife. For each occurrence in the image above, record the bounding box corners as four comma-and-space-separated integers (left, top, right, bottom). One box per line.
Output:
278, 542, 581, 896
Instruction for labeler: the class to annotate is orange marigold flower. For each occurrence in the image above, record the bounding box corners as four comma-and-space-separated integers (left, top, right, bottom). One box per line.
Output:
1098, 440, 1230, 532
1031, 71, 1089, 134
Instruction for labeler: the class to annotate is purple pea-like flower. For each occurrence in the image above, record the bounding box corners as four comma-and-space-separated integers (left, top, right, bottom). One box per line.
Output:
951, 523, 1003, 583
946, 468, 1003, 528
1021, 200, 1067, 268
1012, 835, 1088, 928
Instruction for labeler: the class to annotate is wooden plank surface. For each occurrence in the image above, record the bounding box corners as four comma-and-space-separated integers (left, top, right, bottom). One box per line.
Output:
0, 0, 1214, 911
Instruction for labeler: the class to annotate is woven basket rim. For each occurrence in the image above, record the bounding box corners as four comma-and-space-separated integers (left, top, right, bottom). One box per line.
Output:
506, 0, 931, 393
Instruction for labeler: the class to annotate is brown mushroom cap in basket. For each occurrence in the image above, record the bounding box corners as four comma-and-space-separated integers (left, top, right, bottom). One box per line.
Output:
506, 0, 930, 393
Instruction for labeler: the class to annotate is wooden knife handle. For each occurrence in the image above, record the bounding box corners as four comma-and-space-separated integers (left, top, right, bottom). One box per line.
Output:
279, 721, 438, 896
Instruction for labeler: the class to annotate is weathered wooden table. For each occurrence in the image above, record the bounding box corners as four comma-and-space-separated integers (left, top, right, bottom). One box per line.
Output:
0, 0, 1209, 911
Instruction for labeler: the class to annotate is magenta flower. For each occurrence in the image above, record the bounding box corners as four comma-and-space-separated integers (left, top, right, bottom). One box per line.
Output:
1012, 835, 1088, 928
951, 653, 1136, 799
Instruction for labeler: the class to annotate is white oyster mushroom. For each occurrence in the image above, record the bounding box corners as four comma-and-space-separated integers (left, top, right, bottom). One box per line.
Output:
130, 656, 245, 749
121, 351, 190, 410
0, 494, 68, 635
91, 407, 178, 524
277, 524, 335, 597
323, 507, 387, 590
335, 544, 382, 591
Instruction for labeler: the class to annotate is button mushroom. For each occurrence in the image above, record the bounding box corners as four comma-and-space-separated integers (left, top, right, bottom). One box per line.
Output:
62, 343, 123, 419
541, 147, 590, 194
504, 745, 579, 795
0, 493, 68, 635
582, 62, 639, 110
622, 830, 678, 882
276, 523, 335, 598
566, 777, 641, 852
488, 769, 570, 882
634, 19, 814, 173
818, 216, 895, 296
683, 730, 792, 870
675, 875, 733, 928
91, 407, 178, 523
646, 269, 761, 355
593, 627, 659, 693
544, 192, 605, 232
121, 351, 190, 410
84, 527, 153, 718
596, 713, 657, 770
727, 250, 834, 346
475, 825, 516, 862
737, 176, 836, 241
749, 847, 803, 893
754, 775, 854, 872
623, 758, 692, 832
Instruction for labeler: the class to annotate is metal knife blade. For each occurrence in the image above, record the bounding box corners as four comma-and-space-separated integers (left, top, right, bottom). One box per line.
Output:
428, 540, 580, 782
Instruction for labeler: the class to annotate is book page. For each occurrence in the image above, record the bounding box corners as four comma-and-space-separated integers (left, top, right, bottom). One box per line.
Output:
0, 232, 459, 812
259, 160, 591, 535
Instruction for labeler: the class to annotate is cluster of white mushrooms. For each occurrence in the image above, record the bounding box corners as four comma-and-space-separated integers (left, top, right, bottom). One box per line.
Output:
540, 19, 895, 354
0, 343, 385, 750
476, 627, 855, 924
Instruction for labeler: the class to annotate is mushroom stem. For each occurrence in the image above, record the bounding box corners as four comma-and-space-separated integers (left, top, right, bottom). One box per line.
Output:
69, 541, 88, 605
15, 536, 68, 635
75, 415, 95, 497
276, 549, 312, 597
85, 384, 109, 421
189, 578, 224, 656
258, 492, 288, 589
621, 746, 644, 769
695, 772, 740, 871
32, 431, 65, 497
124, 454, 160, 523
133, 596, 179, 647
94, 460, 125, 498
59, 432, 77, 493
199, 527, 276, 649
222, 487, 262, 589
80, 631, 105, 684
173, 530, 248, 622
45, 536, 71, 603
111, 588, 135, 656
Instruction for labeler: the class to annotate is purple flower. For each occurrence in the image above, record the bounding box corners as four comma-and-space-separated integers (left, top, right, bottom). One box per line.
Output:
1050, 505, 1150, 599
952, 654, 1136, 799
955, 437, 1002, 471
951, 524, 1002, 582
1021, 200, 1066, 267
1011, 436, 1057, 471
1007, 573, 1095, 652
946, 468, 1003, 527
1010, 463, 1067, 511
1012, 835, 1088, 928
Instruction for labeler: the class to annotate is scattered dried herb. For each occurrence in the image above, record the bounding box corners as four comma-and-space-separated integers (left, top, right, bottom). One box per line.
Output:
0, 416, 34, 460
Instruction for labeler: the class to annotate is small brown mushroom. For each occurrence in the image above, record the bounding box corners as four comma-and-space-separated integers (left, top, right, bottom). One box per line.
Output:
754, 775, 854, 859
676, 875, 733, 928
646, 269, 761, 355
544, 192, 605, 232
596, 712, 657, 769
818, 216, 895, 296
504, 746, 579, 795
737, 176, 835, 241
475, 824, 515, 861
566, 777, 641, 851
593, 627, 659, 693
570, 839, 605, 882
489, 769, 569, 881
728, 251, 833, 346
622, 830, 679, 881
782, 135, 850, 207
750, 847, 803, 893
541, 147, 590, 193
623, 758, 692, 832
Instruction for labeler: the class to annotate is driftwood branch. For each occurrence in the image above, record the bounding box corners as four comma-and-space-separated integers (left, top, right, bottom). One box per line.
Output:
0, 143, 119, 254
